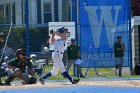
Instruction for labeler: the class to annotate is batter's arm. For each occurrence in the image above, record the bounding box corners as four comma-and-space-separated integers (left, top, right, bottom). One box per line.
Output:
51, 34, 55, 44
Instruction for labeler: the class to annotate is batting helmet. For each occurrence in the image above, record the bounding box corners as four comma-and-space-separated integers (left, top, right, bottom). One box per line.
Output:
57, 27, 68, 33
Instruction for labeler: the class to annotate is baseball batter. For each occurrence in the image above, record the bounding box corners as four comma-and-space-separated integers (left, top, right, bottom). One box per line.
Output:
39, 27, 80, 84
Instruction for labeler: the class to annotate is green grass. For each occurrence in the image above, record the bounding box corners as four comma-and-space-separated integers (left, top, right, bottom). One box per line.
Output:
42, 66, 140, 80
43, 65, 73, 80
2, 66, 140, 82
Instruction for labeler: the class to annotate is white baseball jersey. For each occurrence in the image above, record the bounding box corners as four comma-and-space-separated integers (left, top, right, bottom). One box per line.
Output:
54, 36, 65, 53
50, 36, 67, 76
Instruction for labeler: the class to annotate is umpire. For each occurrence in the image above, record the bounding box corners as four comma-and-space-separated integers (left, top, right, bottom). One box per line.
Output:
4, 48, 37, 85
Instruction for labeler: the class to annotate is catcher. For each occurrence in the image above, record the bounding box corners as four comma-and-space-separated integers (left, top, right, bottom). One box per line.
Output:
4, 48, 37, 85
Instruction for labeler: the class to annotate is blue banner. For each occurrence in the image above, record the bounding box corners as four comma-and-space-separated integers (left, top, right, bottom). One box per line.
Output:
79, 0, 130, 68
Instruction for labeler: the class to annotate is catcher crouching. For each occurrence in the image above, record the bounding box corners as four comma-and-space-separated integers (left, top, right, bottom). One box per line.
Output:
4, 48, 37, 85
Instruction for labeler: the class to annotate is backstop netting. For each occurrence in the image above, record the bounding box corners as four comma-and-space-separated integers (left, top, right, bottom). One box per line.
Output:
0, 0, 137, 89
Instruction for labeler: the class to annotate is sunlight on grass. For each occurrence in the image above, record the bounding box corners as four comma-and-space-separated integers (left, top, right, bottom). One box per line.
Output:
42, 65, 140, 80
2, 65, 140, 82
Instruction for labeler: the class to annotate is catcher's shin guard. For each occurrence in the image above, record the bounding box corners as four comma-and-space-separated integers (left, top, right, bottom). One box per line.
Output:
27, 77, 37, 84
5, 75, 15, 85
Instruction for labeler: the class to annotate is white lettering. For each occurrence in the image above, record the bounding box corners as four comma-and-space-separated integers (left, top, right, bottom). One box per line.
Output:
85, 6, 122, 48
81, 53, 113, 61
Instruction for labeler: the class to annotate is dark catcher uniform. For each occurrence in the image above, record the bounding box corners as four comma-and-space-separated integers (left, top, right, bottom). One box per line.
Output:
5, 49, 37, 85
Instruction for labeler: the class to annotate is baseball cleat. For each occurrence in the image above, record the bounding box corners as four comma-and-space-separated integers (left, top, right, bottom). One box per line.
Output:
72, 78, 80, 84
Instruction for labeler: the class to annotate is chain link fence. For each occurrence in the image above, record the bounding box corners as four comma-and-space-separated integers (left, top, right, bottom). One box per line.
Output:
0, 0, 135, 82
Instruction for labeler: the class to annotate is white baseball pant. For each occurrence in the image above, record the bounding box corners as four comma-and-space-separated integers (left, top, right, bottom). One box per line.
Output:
51, 52, 66, 76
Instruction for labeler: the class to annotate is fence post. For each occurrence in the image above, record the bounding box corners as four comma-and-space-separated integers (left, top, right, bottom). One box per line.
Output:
71, 0, 77, 77
128, 0, 133, 75
25, 0, 30, 56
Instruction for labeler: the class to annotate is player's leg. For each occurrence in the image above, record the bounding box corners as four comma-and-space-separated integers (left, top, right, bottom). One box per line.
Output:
118, 57, 124, 77
20, 73, 37, 84
39, 66, 59, 85
115, 57, 119, 76
58, 62, 80, 84
52, 53, 73, 83
5, 68, 20, 85
66, 60, 73, 73
20, 73, 30, 83
75, 64, 84, 77
39, 52, 59, 84
5, 75, 15, 85
41, 64, 59, 79
56, 56, 80, 84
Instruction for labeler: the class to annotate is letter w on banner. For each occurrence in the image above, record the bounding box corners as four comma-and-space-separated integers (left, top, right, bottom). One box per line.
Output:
79, 0, 130, 68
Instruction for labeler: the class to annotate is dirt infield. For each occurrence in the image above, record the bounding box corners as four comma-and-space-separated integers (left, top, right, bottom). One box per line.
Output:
0, 79, 140, 90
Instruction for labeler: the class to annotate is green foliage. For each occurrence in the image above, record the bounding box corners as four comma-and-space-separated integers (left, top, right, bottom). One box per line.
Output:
8, 27, 26, 50
29, 27, 48, 52
4, 27, 48, 52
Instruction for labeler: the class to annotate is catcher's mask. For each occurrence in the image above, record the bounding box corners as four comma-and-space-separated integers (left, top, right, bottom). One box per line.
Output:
16, 48, 25, 57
